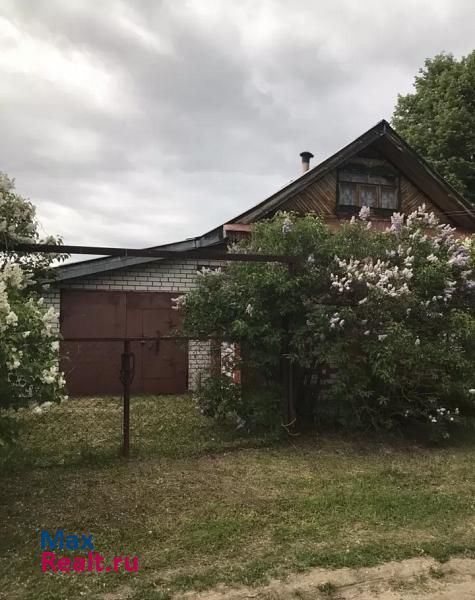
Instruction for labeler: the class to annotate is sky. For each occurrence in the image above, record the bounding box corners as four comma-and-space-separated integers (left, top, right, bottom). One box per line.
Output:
0, 0, 474, 250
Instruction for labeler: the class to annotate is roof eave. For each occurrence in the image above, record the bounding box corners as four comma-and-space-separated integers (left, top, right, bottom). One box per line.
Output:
53, 227, 225, 281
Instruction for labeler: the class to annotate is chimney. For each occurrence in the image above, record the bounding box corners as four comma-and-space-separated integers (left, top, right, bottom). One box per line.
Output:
299, 151, 314, 173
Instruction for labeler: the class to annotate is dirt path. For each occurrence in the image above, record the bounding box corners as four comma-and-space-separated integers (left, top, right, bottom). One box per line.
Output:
181, 557, 475, 600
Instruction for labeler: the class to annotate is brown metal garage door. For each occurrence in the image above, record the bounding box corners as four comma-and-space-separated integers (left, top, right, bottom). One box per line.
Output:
60, 290, 187, 396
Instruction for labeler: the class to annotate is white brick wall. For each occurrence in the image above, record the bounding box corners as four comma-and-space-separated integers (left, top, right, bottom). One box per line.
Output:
43, 259, 223, 391
44, 288, 61, 334
188, 340, 213, 391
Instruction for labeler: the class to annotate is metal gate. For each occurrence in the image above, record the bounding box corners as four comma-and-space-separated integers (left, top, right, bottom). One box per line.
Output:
60, 290, 187, 395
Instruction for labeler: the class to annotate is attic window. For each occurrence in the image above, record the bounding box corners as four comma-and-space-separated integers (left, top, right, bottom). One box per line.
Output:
338, 160, 399, 212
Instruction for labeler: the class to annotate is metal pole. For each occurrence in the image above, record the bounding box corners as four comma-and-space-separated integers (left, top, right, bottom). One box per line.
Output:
281, 261, 298, 435
7, 242, 295, 265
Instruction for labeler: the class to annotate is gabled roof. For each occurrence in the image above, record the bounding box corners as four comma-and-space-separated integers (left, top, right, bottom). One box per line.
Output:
55, 119, 475, 282
228, 119, 475, 229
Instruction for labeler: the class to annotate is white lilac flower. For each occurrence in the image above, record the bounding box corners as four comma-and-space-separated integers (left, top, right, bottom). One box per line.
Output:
448, 249, 469, 268
5, 311, 18, 326
171, 295, 186, 310
426, 254, 439, 263
40, 370, 56, 384
469, 389, 475, 395
364, 330, 370, 336
6, 358, 20, 370
42, 307, 56, 322
378, 334, 388, 342
333, 257, 411, 298
196, 266, 222, 276
32, 405, 43, 415
0, 172, 14, 193
2, 263, 24, 289
406, 205, 439, 229
359, 205, 371, 221
434, 223, 456, 248
307, 253, 315, 264
282, 217, 292, 234
443, 280, 457, 301
390, 212, 405, 232
245, 303, 253, 316
415, 338, 420, 346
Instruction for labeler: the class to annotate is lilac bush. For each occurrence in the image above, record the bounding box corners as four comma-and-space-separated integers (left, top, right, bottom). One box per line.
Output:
179, 206, 475, 436
0, 173, 67, 442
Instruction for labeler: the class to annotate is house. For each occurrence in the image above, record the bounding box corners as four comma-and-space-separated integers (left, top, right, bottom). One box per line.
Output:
44, 120, 475, 396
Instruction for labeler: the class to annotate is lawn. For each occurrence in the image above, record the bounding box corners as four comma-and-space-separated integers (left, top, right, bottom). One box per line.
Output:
0, 395, 474, 600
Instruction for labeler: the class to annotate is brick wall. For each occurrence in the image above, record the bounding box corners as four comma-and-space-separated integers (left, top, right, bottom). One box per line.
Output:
43, 259, 222, 391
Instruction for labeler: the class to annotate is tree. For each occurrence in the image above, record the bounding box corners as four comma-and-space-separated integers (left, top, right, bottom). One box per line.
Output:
178, 210, 475, 437
392, 51, 475, 204
0, 173, 67, 443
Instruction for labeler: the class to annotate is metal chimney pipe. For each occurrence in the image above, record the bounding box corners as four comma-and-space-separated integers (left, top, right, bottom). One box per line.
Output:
299, 151, 314, 173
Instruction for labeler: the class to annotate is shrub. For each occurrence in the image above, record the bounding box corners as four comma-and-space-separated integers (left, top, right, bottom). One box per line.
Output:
195, 374, 281, 432
0, 172, 67, 444
179, 206, 475, 437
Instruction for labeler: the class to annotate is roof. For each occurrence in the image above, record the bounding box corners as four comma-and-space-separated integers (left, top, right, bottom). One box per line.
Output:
54, 228, 224, 281
55, 119, 475, 282
228, 120, 475, 229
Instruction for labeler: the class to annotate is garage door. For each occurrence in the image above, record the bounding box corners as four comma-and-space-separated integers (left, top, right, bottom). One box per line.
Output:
60, 290, 187, 396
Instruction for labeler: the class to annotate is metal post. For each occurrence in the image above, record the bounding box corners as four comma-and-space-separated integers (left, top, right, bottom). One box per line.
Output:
282, 261, 298, 435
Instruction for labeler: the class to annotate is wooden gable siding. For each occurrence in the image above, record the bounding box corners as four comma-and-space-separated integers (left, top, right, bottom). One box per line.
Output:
277, 170, 453, 226
400, 176, 448, 223
280, 171, 337, 216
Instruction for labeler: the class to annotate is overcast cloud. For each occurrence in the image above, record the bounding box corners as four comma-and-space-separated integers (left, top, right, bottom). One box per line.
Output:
0, 0, 474, 249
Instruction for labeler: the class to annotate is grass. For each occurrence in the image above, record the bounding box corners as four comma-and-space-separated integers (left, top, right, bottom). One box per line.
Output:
0, 395, 275, 468
1, 395, 474, 600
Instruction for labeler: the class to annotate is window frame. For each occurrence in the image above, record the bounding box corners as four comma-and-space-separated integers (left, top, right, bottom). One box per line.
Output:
336, 169, 401, 215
